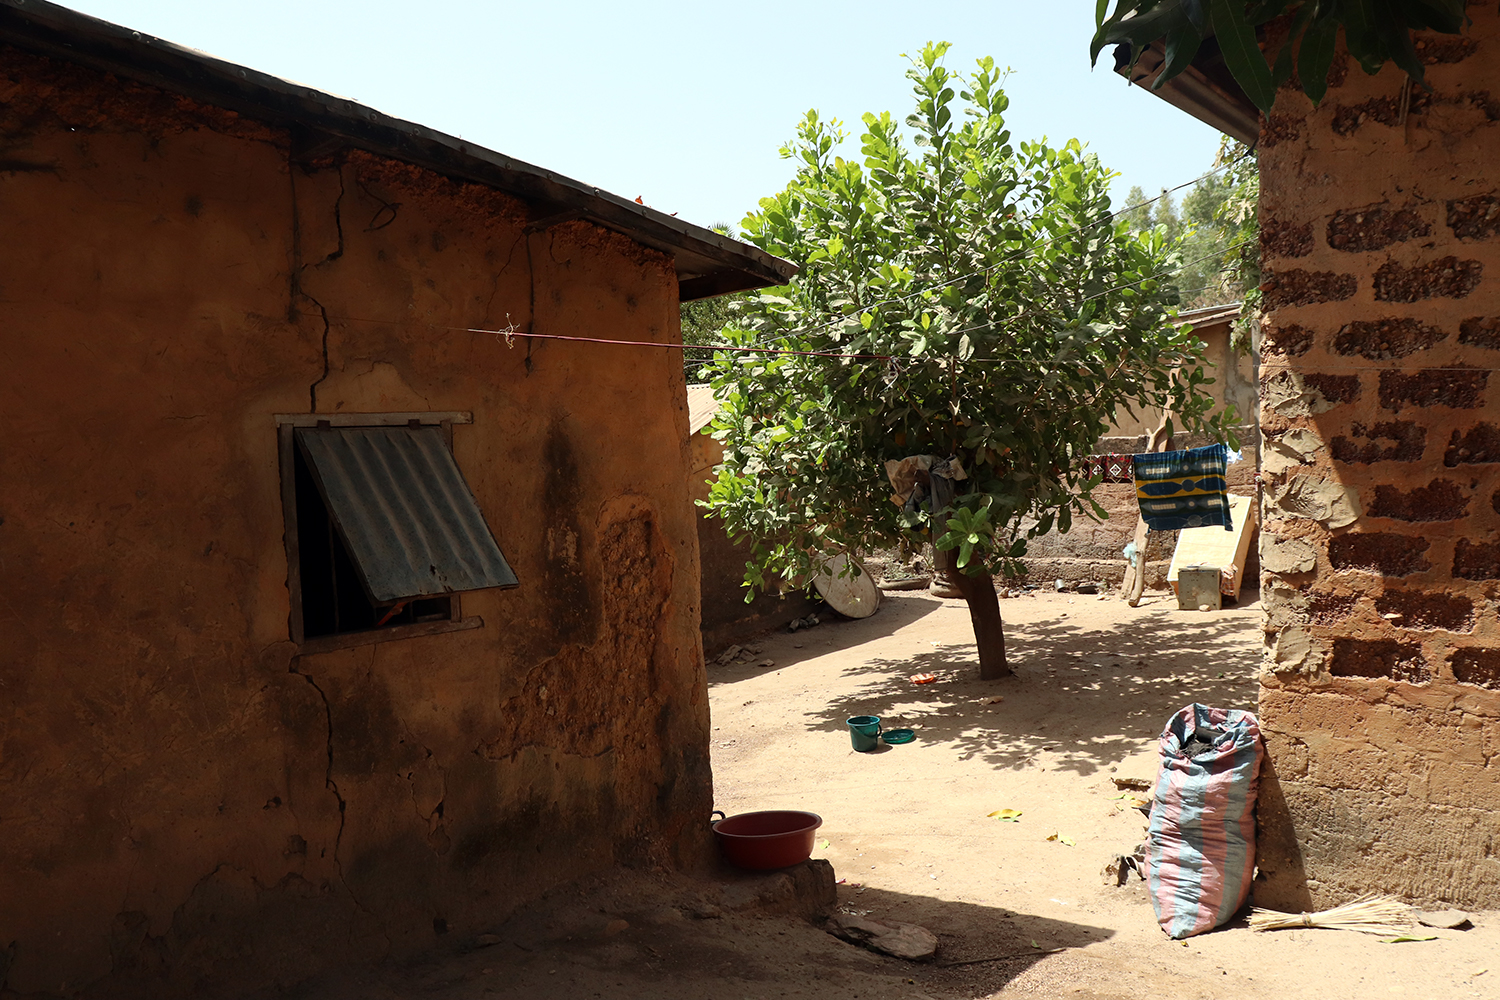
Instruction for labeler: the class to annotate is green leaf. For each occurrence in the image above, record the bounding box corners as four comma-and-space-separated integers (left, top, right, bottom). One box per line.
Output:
1209, 0, 1277, 112
1153, 22, 1204, 92
1297, 14, 1339, 105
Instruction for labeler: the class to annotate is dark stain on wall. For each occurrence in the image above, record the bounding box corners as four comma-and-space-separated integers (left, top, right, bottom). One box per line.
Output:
1309, 592, 1359, 625
1305, 373, 1362, 404
1328, 637, 1432, 683
1374, 590, 1475, 632
1330, 421, 1426, 463
1373, 256, 1483, 301
1262, 268, 1358, 308
1264, 322, 1315, 357
1458, 315, 1500, 348
1443, 423, 1500, 465
1327, 532, 1431, 575
1332, 317, 1447, 359
1451, 647, 1500, 688
1261, 113, 1304, 148
1448, 193, 1500, 240
1454, 538, 1500, 580
1379, 367, 1488, 410
1328, 206, 1430, 252
1265, 219, 1314, 257
1369, 478, 1471, 521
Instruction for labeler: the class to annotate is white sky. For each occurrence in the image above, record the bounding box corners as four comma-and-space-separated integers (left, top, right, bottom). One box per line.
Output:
60, 1, 1225, 231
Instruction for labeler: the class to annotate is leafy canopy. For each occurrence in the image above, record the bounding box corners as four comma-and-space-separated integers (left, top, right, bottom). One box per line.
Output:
703, 42, 1236, 596
1092, 1, 1470, 112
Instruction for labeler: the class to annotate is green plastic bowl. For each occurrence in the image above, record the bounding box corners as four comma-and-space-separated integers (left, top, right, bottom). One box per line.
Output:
881, 728, 916, 745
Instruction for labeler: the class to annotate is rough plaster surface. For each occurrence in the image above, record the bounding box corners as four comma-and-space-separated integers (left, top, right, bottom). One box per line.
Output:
0, 45, 712, 996
1256, 13, 1500, 910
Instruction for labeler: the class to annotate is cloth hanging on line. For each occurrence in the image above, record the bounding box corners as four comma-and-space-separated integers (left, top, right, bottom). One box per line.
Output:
1081, 453, 1134, 484
1133, 443, 1234, 532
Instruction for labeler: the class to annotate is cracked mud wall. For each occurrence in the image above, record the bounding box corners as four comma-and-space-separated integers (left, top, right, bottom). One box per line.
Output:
1255, 10, 1500, 911
0, 44, 711, 997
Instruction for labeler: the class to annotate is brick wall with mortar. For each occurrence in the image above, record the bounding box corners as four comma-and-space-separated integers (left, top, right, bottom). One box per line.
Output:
1255, 8, 1500, 910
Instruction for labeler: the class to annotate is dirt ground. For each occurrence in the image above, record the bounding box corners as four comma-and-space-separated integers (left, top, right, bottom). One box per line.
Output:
293, 588, 1498, 1000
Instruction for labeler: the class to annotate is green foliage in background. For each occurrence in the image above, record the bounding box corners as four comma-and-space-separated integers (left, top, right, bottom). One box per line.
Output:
1093, 1, 1470, 112
701, 43, 1235, 610
1122, 138, 1259, 336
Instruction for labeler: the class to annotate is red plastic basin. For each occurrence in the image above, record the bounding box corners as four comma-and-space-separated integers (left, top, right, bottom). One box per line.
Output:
712, 810, 823, 870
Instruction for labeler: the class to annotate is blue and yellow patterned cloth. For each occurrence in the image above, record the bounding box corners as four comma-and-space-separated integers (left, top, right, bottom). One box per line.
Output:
1134, 443, 1234, 532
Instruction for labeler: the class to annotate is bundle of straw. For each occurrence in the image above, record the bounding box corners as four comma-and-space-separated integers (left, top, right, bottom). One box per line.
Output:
1248, 893, 1413, 935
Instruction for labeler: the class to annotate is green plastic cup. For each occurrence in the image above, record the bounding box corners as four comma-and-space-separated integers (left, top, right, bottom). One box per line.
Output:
847, 715, 881, 752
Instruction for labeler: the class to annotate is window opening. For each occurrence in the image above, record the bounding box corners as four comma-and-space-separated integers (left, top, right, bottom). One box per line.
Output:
279, 416, 517, 647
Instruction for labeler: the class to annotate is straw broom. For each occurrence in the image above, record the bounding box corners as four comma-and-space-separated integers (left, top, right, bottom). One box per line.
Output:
1249, 893, 1413, 935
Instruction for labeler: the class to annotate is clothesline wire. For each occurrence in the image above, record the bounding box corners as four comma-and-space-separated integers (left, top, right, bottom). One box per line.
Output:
451, 237, 1244, 363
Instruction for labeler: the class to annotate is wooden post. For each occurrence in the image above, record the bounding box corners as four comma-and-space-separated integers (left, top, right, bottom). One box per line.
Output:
1122, 410, 1175, 607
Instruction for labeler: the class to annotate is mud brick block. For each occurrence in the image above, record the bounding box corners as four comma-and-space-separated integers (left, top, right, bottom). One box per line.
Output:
1459, 316, 1500, 348
1374, 590, 1475, 632
1444, 423, 1500, 466
1263, 269, 1358, 309
1368, 478, 1470, 521
1330, 421, 1426, 464
1453, 538, 1500, 580
1414, 33, 1479, 64
1379, 367, 1487, 409
1332, 97, 1405, 135
1309, 592, 1359, 625
1332, 318, 1446, 359
1328, 533, 1431, 576
1373, 256, 1482, 301
1328, 637, 1431, 683
1451, 648, 1500, 689
1261, 113, 1303, 148
1304, 373, 1361, 404
1328, 206, 1430, 252
1448, 193, 1500, 240
1264, 219, 1314, 257
1264, 322, 1315, 356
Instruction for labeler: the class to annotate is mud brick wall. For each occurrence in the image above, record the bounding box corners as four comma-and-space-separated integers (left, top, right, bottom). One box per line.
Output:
1256, 10, 1500, 910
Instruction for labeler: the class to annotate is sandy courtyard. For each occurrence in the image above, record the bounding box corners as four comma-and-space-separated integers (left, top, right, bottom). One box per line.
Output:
288, 587, 1496, 1000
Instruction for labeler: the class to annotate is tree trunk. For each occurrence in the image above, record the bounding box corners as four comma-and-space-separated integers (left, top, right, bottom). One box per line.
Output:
938, 548, 1010, 678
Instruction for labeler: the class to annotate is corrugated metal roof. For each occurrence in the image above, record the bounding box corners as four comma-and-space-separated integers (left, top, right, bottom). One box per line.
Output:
295, 426, 518, 603
686, 385, 721, 436
1175, 302, 1243, 327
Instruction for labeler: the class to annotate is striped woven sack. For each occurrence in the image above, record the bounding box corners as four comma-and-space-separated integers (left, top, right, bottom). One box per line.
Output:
1145, 704, 1263, 939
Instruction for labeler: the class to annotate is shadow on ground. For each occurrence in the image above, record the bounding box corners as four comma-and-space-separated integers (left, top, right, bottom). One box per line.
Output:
798, 593, 1263, 778
707, 593, 949, 686
840, 884, 1116, 997
265, 870, 1115, 1000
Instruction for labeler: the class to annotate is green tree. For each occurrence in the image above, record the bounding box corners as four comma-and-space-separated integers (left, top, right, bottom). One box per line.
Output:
1120, 141, 1259, 317
703, 42, 1233, 679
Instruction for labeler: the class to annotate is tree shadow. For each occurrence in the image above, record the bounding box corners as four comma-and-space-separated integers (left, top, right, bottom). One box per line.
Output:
706, 592, 949, 686
793, 593, 1263, 778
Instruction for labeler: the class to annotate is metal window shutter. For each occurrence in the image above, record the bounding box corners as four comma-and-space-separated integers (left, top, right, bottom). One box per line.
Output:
295, 425, 519, 603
